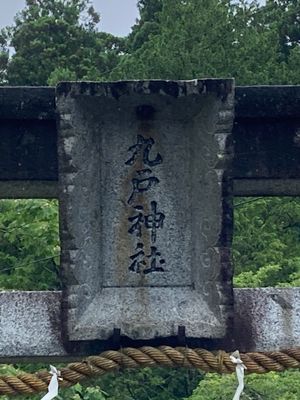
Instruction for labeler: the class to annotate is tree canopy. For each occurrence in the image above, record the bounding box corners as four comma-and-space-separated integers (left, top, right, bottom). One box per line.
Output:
1, 0, 299, 85
0, 0, 125, 85
0, 0, 300, 399
111, 0, 300, 84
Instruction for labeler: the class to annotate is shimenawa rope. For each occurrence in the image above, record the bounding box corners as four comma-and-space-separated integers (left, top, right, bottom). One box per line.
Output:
0, 346, 300, 396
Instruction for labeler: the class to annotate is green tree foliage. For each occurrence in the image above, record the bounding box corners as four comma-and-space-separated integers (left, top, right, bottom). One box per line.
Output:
97, 368, 202, 400
233, 197, 300, 287
0, 0, 125, 85
0, 31, 9, 84
112, 0, 235, 80
188, 370, 300, 400
0, 200, 60, 290
0, 365, 201, 400
126, 0, 162, 52
2, 0, 299, 85
111, 0, 299, 84
265, 0, 300, 57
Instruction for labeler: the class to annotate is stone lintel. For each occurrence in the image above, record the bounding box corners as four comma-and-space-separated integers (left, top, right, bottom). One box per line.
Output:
0, 87, 55, 120
1, 86, 300, 184
2, 85, 300, 120
0, 289, 299, 362
1, 179, 300, 199
233, 179, 300, 197
2, 179, 300, 199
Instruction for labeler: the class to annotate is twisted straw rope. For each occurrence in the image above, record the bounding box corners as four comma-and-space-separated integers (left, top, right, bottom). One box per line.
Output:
1, 346, 300, 396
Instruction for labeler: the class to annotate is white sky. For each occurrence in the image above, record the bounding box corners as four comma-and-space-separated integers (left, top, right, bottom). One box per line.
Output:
0, 0, 139, 37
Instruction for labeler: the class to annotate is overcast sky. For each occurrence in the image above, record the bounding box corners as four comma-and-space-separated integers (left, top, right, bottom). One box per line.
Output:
0, 0, 139, 37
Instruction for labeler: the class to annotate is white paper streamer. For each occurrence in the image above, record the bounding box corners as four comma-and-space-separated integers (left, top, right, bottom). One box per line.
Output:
41, 365, 62, 400
230, 350, 247, 400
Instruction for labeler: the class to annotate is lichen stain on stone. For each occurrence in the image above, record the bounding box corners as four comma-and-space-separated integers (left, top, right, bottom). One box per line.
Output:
116, 119, 159, 290
116, 166, 134, 287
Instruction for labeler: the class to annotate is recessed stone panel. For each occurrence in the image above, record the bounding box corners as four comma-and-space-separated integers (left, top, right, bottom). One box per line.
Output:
57, 80, 234, 341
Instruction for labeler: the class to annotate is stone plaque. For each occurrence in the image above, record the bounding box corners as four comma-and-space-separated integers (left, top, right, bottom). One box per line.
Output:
57, 80, 234, 341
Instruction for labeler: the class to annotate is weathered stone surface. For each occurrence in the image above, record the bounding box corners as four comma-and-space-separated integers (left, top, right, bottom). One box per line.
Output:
0, 289, 299, 362
232, 288, 300, 352
233, 119, 300, 180
0, 87, 55, 119
0, 181, 58, 199
0, 291, 66, 361
235, 85, 300, 118
1, 86, 300, 188
0, 119, 57, 181
233, 179, 300, 196
57, 80, 235, 341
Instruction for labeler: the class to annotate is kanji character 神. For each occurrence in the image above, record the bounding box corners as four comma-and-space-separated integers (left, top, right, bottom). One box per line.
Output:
128, 201, 165, 242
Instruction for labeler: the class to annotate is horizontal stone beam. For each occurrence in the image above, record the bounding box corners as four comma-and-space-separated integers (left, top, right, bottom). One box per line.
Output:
0, 87, 55, 120
233, 179, 300, 196
1, 85, 300, 120
2, 179, 300, 199
0, 289, 299, 363
235, 85, 300, 119
230, 288, 300, 353
0, 86, 300, 191
0, 181, 59, 199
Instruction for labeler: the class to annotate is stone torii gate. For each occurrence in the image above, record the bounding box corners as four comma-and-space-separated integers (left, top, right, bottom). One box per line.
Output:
0, 81, 300, 363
